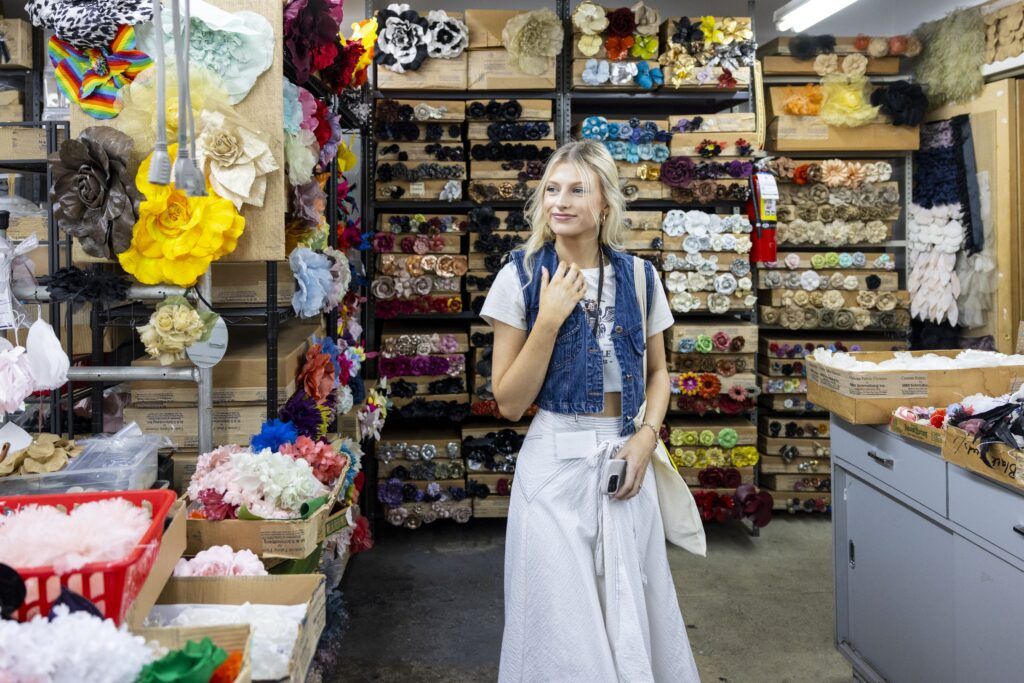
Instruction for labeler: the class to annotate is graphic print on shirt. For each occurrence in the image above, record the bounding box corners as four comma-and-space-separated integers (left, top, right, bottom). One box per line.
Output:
582, 298, 617, 381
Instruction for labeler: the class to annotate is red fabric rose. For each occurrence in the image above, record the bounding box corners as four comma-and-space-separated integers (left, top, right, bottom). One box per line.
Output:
605, 7, 637, 37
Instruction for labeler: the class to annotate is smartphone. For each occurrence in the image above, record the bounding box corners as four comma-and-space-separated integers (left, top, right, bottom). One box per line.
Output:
604, 459, 627, 496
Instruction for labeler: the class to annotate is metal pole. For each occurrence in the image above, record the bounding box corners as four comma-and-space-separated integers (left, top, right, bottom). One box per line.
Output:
67, 366, 201, 382
196, 271, 213, 453
13, 284, 191, 303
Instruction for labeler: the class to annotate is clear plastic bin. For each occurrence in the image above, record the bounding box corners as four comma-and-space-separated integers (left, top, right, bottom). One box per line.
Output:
0, 423, 169, 494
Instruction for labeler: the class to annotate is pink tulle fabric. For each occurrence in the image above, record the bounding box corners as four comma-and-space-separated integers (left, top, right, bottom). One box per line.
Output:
0, 498, 151, 573
279, 436, 348, 486
173, 545, 268, 577
0, 340, 37, 417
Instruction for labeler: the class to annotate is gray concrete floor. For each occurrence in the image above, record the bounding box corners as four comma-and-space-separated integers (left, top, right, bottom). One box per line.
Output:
337, 516, 851, 682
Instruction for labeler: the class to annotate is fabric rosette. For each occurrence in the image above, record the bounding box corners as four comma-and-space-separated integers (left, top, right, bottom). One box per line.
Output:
502, 8, 564, 76
630, 1, 661, 35
118, 145, 245, 286
284, 0, 344, 83
375, 3, 429, 73
605, 7, 637, 38
196, 110, 279, 210
426, 10, 469, 59
50, 126, 142, 259
572, 1, 609, 35
137, 296, 220, 365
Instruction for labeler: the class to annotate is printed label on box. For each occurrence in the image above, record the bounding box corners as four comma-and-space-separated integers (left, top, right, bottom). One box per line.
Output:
808, 364, 928, 398
778, 116, 829, 140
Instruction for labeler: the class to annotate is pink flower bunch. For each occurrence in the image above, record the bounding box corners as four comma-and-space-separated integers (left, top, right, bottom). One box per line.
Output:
279, 435, 348, 486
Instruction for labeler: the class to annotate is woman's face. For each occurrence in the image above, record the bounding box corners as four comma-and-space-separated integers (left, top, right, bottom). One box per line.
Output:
542, 161, 606, 239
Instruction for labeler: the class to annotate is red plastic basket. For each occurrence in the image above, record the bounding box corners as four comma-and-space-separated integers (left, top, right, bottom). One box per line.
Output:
0, 489, 177, 624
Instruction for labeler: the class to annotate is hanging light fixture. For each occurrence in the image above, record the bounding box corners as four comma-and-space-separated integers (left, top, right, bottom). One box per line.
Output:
774, 0, 861, 33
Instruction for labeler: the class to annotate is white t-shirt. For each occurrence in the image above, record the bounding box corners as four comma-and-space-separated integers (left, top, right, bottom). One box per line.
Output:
480, 259, 674, 392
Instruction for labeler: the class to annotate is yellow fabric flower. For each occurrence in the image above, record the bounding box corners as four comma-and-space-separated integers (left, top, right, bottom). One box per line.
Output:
336, 138, 357, 173
118, 145, 245, 286
578, 34, 603, 57
348, 17, 377, 76
820, 75, 880, 127
699, 16, 725, 45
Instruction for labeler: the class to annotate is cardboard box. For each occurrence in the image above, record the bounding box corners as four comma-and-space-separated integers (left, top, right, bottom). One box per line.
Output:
467, 120, 553, 140
943, 425, 1024, 493
377, 99, 466, 121
130, 322, 320, 406
0, 20, 33, 70
761, 54, 899, 76
210, 262, 294, 306
0, 103, 23, 122
806, 350, 1024, 425
376, 51, 468, 91
186, 477, 344, 559
6, 213, 45, 240
172, 451, 199, 494
122, 405, 269, 449
375, 179, 463, 201
571, 59, 661, 90
768, 116, 920, 153
0, 125, 48, 160
124, 500, 187, 628
889, 415, 945, 448
668, 113, 756, 132
466, 9, 523, 49
665, 321, 758, 353
670, 133, 758, 156
0, 89, 22, 106
468, 48, 557, 91
134, 624, 252, 683
149, 575, 326, 683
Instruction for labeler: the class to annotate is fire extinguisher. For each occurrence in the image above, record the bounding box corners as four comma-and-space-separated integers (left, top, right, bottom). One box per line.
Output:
747, 171, 779, 263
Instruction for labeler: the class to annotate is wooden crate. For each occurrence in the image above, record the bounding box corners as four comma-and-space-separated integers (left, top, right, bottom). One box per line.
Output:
466, 98, 553, 121
375, 232, 462, 253
468, 473, 514, 488
662, 178, 748, 200
765, 251, 896, 270
473, 496, 511, 518
759, 415, 830, 437
756, 269, 899, 291
622, 179, 664, 200
468, 48, 557, 91
666, 290, 755, 313
377, 212, 468, 232
391, 393, 469, 408
375, 123, 462, 143
758, 394, 823, 413
377, 425, 464, 457
758, 436, 832, 458
665, 321, 758, 352
759, 289, 910, 309
666, 351, 755, 375
670, 133, 759, 157
622, 210, 664, 231
758, 355, 810, 378
759, 335, 908, 356
374, 99, 466, 121
757, 375, 808, 395
664, 419, 757, 444
470, 161, 535, 180
0, 19, 33, 70
622, 230, 664, 250
469, 230, 530, 252
769, 491, 832, 512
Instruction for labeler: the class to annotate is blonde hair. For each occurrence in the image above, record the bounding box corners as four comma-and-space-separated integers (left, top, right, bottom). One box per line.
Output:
520, 140, 627, 276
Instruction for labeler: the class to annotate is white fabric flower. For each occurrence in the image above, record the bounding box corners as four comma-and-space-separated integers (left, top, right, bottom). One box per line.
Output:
196, 110, 279, 209
572, 1, 609, 35
662, 209, 687, 236
426, 10, 469, 59
610, 61, 638, 85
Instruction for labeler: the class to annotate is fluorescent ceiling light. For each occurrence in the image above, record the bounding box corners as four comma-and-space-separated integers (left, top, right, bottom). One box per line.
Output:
774, 0, 861, 33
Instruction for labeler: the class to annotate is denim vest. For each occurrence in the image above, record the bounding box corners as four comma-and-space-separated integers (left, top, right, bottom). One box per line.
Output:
510, 242, 656, 437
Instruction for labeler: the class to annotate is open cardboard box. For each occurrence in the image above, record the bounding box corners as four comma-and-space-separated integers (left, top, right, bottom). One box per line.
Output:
186, 466, 348, 559
146, 575, 326, 683
889, 414, 945, 449
134, 624, 253, 683
124, 499, 187, 628
943, 426, 1024, 493
807, 350, 1024, 424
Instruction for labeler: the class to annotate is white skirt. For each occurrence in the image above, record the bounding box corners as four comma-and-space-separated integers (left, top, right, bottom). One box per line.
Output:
499, 410, 700, 683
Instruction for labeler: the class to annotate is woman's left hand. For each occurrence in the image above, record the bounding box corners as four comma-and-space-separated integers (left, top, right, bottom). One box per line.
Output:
612, 429, 657, 501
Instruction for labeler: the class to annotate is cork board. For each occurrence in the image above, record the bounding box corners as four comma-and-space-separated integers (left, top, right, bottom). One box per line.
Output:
70, 0, 286, 263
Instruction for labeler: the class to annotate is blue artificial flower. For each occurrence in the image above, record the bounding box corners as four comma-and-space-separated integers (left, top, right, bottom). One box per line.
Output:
625, 146, 640, 164
606, 122, 621, 139
678, 338, 696, 353
634, 62, 655, 89
290, 247, 333, 318
252, 418, 298, 452
315, 335, 344, 378
651, 144, 670, 163
617, 124, 633, 140
638, 143, 654, 161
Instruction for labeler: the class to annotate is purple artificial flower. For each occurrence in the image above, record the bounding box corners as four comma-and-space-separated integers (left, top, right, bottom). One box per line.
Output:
279, 390, 324, 438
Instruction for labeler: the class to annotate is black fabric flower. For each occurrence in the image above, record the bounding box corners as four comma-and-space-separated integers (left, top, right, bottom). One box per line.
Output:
788, 34, 837, 61
375, 3, 429, 73
870, 81, 929, 127
38, 266, 130, 306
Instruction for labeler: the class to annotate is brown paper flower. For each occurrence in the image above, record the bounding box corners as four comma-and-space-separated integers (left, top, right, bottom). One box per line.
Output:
50, 126, 141, 258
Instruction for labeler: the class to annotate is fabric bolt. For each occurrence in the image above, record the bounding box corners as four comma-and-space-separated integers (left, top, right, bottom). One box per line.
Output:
500, 409, 699, 683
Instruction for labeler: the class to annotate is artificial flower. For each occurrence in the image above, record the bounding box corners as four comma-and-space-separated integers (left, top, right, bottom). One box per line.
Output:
502, 8, 564, 76
679, 372, 700, 396
578, 34, 603, 57
290, 247, 335, 318
140, 0, 274, 104
28, 0, 153, 49
425, 10, 468, 59
196, 110, 279, 210
658, 44, 698, 87
842, 53, 868, 78
280, 436, 348, 486
0, 340, 36, 419
118, 145, 245, 286
292, 178, 327, 229
299, 343, 337, 403
252, 418, 299, 452
229, 449, 329, 518
630, 34, 659, 60
280, 390, 331, 440
605, 35, 634, 61
346, 17, 378, 86
48, 25, 152, 119
572, 1, 609, 35
50, 126, 141, 259
783, 84, 823, 116
820, 75, 880, 127
605, 7, 637, 38
870, 80, 929, 126
284, 0, 345, 83
699, 16, 725, 45
375, 3, 429, 74
137, 296, 218, 365
173, 545, 267, 577
631, 1, 661, 35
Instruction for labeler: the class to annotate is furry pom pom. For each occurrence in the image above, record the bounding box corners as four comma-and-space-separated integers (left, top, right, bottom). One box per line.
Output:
789, 34, 836, 61
870, 80, 929, 126
914, 8, 985, 106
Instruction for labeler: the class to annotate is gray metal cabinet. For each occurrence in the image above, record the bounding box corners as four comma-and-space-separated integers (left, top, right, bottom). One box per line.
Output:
832, 417, 1024, 683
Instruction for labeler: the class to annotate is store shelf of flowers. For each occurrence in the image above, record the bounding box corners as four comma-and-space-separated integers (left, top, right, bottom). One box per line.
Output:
752, 156, 912, 513
0, 0, 380, 680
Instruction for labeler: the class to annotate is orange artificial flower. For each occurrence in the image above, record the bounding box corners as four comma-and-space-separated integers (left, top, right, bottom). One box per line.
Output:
792, 164, 811, 185
298, 343, 336, 403
605, 35, 635, 61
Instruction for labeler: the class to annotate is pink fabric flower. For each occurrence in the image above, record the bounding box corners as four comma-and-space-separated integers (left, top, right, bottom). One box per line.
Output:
173, 545, 267, 577
279, 435, 348, 486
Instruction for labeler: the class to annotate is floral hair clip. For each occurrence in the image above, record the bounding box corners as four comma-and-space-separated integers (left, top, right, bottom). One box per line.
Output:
697, 139, 726, 158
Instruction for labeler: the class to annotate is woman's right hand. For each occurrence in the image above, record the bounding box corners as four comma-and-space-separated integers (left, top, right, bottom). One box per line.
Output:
537, 262, 586, 328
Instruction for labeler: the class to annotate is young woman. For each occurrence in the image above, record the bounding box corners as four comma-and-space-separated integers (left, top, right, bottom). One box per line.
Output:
481, 140, 700, 682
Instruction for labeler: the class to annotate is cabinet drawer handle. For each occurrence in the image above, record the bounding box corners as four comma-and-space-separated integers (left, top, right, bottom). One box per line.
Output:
867, 450, 894, 467
1014, 525, 1024, 538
